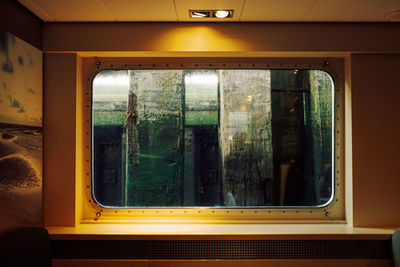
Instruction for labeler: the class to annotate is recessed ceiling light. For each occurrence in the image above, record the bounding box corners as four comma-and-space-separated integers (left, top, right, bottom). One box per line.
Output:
190, 11, 210, 18
214, 10, 230, 18
189, 10, 233, 19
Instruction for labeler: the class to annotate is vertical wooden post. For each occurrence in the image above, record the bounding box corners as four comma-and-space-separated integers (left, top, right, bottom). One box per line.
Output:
125, 70, 139, 205
219, 70, 273, 206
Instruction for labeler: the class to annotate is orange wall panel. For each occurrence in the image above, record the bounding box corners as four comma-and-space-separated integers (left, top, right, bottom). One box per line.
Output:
351, 54, 400, 227
43, 23, 400, 53
44, 53, 77, 227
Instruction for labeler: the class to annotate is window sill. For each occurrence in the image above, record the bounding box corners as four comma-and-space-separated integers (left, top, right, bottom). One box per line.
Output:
47, 224, 394, 240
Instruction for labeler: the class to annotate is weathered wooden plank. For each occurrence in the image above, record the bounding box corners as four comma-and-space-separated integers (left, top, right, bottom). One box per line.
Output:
219, 70, 273, 206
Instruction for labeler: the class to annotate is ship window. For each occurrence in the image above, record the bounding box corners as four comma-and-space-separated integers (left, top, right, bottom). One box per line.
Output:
92, 69, 334, 208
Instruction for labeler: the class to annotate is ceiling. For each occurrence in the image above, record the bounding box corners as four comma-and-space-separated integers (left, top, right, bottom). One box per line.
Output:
18, 0, 400, 22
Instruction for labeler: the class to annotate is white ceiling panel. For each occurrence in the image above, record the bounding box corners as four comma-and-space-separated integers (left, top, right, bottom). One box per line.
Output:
303, 0, 386, 21
17, 0, 400, 22
102, 0, 177, 21
30, 0, 115, 21
241, 0, 316, 21
364, 0, 400, 21
174, 0, 244, 22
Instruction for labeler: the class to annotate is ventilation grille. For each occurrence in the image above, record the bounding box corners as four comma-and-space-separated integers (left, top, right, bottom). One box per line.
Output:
51, 240, 391, 259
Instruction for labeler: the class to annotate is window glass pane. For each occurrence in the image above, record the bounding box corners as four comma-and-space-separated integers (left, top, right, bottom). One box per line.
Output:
219, 70, 273, 206
92, 69, 333, 208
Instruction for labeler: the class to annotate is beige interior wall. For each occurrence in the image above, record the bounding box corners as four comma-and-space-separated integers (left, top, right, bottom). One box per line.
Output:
42, 23, 400, 228
44, 53, 77, 227
344, 56, 353, 228
351, 54, 400, 227
43, 23, 400, 53
75, 55, 84, 226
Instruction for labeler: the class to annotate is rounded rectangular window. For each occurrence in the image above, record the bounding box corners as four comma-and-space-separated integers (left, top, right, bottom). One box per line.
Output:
92, 69, 334, 208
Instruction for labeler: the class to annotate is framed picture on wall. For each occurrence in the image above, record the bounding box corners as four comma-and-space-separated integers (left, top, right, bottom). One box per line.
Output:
0, 29, 43, 231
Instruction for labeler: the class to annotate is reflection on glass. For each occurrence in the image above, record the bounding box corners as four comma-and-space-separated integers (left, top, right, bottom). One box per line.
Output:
92, 69, 333, 208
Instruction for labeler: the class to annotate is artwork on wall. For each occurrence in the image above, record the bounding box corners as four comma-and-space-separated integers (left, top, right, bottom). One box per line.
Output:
0, 29, 43, 231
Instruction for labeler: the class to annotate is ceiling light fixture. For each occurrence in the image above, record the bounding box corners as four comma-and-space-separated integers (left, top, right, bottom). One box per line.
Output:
190, 11, 210, 18
189, 10, 233, 19
214, 10, 230, 18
